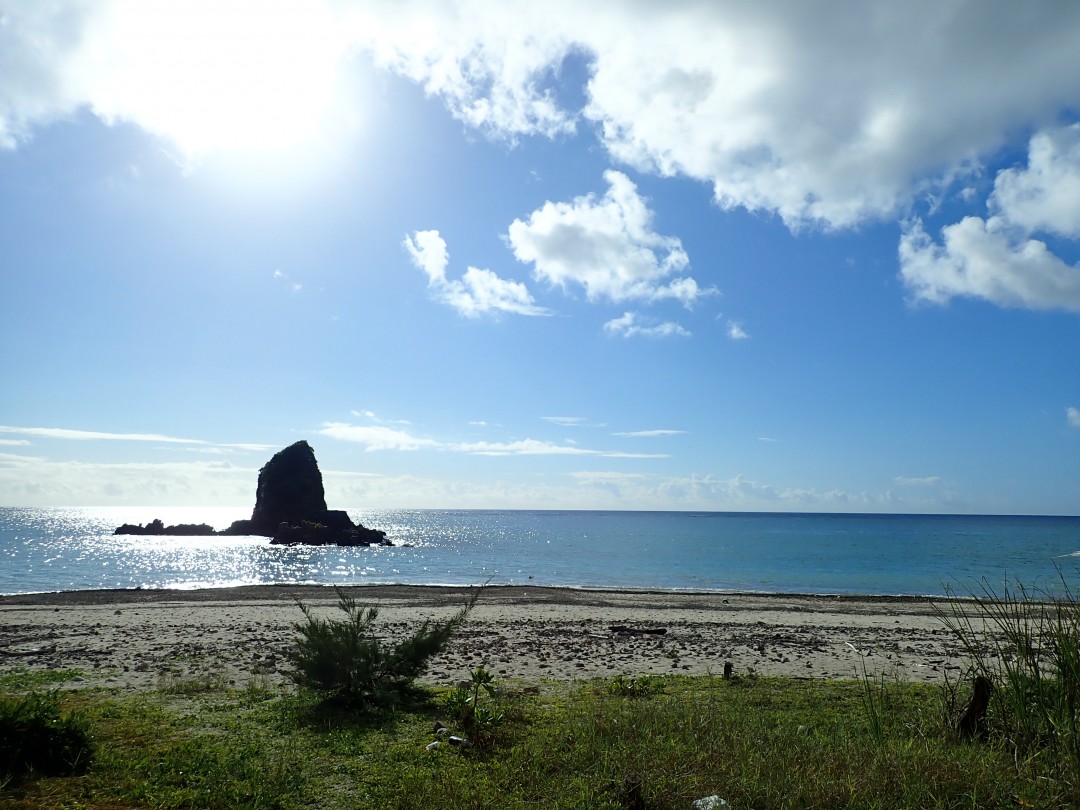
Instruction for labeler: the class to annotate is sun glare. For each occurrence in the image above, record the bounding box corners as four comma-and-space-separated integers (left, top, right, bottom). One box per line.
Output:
90, 0, 350, 158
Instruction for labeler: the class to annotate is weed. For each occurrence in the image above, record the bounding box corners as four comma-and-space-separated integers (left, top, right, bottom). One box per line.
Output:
443, 666, 506, 746
607, 673, 663, 698
0, 690, 94, 778
938, 572, 1080, 798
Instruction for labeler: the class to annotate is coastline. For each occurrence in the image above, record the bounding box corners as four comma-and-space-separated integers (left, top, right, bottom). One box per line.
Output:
0, 584, 971, 691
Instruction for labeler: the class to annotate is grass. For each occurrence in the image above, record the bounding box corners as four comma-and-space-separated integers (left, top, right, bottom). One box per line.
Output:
0, 672, 1072, 809
5, 578, 1080, 808
937, 573, 1080, 792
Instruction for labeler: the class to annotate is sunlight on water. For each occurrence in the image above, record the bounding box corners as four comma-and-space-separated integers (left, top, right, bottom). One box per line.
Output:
1, 507, 1079, 596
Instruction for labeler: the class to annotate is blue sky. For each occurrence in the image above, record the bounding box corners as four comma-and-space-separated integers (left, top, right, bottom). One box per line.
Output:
1, 1, 1078, 514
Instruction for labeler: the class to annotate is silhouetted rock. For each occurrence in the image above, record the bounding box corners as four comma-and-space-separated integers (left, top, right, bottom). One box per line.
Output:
249, 441, 329, 535
114, 520, 216, 536
115, 441, 389, 546
269, 519, 389, 547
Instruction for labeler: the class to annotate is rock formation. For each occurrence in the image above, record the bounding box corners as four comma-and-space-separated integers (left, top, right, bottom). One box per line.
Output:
114, 441, 389, 547
114, 519, 216, 536
249, 440, 331, 535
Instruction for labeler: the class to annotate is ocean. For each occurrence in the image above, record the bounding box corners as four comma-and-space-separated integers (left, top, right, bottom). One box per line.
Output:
1, 506, 1078, 597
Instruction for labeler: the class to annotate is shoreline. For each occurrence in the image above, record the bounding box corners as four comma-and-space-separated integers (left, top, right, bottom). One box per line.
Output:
1, 584, 973, 692
0, 582, 958, 605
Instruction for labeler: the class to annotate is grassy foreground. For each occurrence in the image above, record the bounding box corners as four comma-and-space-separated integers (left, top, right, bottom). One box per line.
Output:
1, 667, 1073, 810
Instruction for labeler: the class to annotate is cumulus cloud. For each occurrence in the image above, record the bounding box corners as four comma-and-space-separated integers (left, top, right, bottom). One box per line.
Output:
899, 217, 1080, 311
900, 124, 1080, 311
991, 125, 1080, 239
603, 312, 690, 339
509, 170, 705, 306
403, 229, 549, 317
1068, 407, 1080, 429
350, 2, 1080, 229
5, 3, 1080, 231
612, 430, 686, 438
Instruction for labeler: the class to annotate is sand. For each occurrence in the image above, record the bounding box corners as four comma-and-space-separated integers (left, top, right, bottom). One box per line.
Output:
0, 585, 974, 691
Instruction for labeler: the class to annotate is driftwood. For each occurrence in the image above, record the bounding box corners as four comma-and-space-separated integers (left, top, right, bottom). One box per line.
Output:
957, 675, 993, 739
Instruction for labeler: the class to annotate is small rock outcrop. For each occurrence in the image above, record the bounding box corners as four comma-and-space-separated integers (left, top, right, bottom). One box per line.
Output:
114, 519, 216, 536
115, 441, 389, 547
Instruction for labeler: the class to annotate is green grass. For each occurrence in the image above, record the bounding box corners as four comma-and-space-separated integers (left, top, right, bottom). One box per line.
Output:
938, 573, 1080, 794
0, 673, 1073, 809
0, 668, 83, 693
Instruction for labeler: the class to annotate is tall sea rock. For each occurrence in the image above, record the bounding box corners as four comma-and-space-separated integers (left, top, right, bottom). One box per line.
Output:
248, 440, 328, 535
221, 441, 389, 546
117, 441, 388, 546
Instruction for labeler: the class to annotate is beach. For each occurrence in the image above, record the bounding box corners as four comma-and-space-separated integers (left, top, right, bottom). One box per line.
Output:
0, 585, 973, 691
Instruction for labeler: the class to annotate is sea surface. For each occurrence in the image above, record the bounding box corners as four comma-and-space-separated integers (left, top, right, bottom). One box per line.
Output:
1, 507, 1079, 597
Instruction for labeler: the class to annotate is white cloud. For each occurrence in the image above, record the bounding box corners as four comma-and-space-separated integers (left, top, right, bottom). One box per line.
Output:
346, 2, 576, 142
727, 321, 749, 340
899, 217, 1080, 312
318, 422, 439, 452
0, 439, 31, 446
612, 430, 686, 438
450, 439, 665, 458
1, 0, 353, 157
353, 3, 1080, 230
894, 476, 941, 486
603, 312, 690, 339
403, 229, 549, 317
0, 425, 201, 444
899, 124, 1080, 311
1068, 407, 1080, 429
508, 171, 706, 306
991, 125, 1080, 239
6, 4, 1080, 230
541, 416, 589, 427
350, 409, 411, 426
0, 425, 274, 453
0, 453, 256, 507
319, 421, 664, 458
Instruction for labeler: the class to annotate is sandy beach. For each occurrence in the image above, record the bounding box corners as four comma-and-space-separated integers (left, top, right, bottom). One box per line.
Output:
0, 585, 974, 691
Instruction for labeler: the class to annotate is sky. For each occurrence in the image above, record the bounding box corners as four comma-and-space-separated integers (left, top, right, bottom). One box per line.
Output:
1, 1, 1079, 515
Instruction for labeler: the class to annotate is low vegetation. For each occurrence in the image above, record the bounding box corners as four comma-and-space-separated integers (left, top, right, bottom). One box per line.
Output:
287, 586, 478, 709
938, 572, 1080, 792
0, 689, 93, 781
3, 581, 1080, 808
0, 672, 1074, 808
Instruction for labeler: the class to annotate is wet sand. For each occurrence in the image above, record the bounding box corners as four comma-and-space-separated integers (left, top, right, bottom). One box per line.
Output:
0, 585, 973, 691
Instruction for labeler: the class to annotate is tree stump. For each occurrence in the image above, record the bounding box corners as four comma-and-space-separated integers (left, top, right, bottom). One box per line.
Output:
957, 675, 993, 739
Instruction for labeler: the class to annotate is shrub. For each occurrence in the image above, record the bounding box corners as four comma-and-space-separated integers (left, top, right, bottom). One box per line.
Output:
938, 573, 1080, 791
288, 587, 478, 708
0, 690, 94, 778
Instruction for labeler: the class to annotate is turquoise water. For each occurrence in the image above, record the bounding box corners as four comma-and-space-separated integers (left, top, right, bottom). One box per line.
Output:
1, 506, 1078, 597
